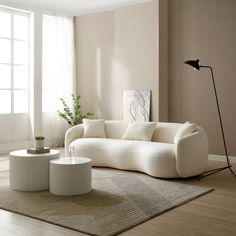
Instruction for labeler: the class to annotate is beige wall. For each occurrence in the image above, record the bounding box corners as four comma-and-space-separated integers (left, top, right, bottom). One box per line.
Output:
75, 11, 115, 118
75, 0, 236, 156
168, 0, 236, 156
75, 1, 166, 121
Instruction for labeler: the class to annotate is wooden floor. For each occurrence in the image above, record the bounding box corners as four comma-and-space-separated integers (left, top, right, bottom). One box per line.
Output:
0, 154, 236, 236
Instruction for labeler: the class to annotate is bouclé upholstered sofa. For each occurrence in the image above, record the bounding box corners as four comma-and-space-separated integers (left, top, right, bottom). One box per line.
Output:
65, 120, 208, 178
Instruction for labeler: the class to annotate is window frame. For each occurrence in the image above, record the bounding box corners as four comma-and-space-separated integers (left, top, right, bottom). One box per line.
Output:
0, 6, 31, 114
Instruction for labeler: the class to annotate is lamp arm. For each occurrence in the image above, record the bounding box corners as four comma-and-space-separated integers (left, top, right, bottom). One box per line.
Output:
184, 59, 236, 178
201, 65, 232, 169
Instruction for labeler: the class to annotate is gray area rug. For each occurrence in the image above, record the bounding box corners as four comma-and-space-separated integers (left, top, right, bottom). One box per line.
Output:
0, 158, 213, 236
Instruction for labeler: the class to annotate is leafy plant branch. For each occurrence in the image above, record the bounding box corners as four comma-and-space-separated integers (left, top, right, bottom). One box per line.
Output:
57, 94, 93, 126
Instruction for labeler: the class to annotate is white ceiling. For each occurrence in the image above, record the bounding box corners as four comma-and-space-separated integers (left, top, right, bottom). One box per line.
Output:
0, 0, 152, 16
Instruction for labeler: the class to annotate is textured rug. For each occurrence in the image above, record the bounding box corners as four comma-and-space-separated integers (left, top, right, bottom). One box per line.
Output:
0, 158, 213, 236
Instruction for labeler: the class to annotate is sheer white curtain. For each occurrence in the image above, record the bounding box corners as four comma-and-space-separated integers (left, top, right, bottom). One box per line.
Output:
42, 14, 75, 147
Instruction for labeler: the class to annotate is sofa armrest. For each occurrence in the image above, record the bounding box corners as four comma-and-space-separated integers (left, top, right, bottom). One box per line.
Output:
65, 124, 84, 156
175, 127, 208, 178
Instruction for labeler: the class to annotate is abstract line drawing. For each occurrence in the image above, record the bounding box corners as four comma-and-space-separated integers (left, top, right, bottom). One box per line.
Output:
123, 90, 151, 122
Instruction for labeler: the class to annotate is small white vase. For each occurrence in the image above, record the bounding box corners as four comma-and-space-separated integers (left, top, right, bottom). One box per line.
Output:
34, 140, 44, 149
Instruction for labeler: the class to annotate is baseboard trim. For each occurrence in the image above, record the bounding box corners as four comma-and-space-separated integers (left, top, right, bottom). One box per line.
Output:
209, 154, 236, 163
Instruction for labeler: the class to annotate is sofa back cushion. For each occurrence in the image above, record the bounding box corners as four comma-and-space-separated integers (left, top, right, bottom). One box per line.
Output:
105, 120, 128, 139
151, 122, 182, 143
104, 120, 185, 143
122, 122, 156, 141
174, 121, 197, 144
83, 119, 106, 138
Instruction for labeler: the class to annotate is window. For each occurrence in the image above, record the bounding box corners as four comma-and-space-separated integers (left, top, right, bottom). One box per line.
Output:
42, 15, 52, 113
0, 5, 74, 148
0, 7, 30, 114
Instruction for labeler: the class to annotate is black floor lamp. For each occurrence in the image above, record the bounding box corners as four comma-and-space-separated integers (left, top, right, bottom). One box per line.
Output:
184, 59, 236, 178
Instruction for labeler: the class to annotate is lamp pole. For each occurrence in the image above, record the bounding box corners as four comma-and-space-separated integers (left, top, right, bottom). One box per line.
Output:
184, 60, 236, 178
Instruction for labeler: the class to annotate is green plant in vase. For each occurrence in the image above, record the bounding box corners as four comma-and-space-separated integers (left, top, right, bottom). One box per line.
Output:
35, 136, 45, 140
58, 94, 93, 126
34, 136, 45, 149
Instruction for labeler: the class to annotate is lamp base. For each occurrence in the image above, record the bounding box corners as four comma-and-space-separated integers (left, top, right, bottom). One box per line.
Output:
200, 165, 236, 179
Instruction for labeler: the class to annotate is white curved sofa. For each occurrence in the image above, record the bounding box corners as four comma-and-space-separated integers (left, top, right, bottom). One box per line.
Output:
65, 121, 208, 178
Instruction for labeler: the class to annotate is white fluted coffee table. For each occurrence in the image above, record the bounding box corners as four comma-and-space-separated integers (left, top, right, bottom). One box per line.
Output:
49, 157, 91, 196
9, 149, 60, 191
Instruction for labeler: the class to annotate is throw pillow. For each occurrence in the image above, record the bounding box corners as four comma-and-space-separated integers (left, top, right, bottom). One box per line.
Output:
174, 121, 196, 144
122, 122, 156, 141
83, 119, 106, 138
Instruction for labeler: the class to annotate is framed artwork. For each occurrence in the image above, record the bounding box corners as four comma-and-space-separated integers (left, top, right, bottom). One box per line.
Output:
123, 90, 151, 122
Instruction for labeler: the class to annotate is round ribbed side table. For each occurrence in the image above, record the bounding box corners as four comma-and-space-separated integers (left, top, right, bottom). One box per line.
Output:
9, 149, 60, 191
49, 157, 91, 196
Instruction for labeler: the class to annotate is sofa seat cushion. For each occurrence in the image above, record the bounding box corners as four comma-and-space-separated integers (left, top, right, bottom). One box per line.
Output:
70, 138, 179, 178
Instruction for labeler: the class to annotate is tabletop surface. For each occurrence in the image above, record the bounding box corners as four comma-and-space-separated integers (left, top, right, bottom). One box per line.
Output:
9, 149, 60, 157
50, 157, 91, 165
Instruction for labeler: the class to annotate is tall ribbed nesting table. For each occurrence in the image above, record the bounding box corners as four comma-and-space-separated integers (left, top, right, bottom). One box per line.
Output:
9, 149, 60, 191
50, 157, 91, 196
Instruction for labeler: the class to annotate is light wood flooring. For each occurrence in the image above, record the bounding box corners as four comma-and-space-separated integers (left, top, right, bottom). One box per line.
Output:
0, 152, 236, 236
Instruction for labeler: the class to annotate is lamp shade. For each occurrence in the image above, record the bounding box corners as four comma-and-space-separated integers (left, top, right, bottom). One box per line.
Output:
184, 59, 200, 70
